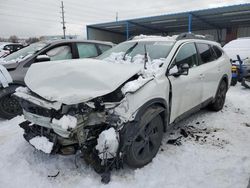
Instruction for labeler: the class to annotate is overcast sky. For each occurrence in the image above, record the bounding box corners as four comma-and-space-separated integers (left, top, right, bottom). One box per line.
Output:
0, 0, 250, 38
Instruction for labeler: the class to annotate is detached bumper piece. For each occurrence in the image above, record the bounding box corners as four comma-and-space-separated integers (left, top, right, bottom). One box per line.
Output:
19, 121, 77, 155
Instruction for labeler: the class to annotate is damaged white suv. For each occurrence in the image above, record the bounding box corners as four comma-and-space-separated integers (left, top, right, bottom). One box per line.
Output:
15, 33, 231, 181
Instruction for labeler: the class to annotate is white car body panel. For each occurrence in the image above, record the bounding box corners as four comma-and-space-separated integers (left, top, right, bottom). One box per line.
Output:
169, 66, 203, 122
114, 74, 170, 123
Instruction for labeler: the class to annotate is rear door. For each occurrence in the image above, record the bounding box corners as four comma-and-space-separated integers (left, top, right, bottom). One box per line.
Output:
168, 42, 203, 122
195, 43, 222, 101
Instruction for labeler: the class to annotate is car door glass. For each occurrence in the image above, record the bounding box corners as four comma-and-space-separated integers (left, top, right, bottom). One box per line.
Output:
196, 43, 215, 64
98, 44, 111, 53
46, 45, 72, 61
212, 45, 222, 58
77, 43, 98, 58
174, 43, 198, 68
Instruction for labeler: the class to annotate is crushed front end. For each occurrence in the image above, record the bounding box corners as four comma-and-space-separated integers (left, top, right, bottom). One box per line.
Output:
14, 87, 127, 179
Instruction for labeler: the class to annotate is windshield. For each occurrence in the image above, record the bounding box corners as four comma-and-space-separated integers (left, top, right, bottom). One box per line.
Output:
3, 42, 48, 62
97, 41, 174, 61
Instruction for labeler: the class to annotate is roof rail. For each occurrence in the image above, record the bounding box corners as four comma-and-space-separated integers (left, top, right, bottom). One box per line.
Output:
176, 33, 214, 41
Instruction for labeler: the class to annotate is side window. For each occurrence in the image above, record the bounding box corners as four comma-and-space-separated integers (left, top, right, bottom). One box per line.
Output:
196, 43, 215, 64
98, 44, 111, 53
174, 43, 198, 68
76, 43, 98, 58
46, 45, 72, 61
212, 45, 222, 58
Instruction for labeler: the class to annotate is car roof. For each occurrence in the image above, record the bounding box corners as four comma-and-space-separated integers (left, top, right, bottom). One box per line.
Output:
45, 39, 114, 46
125, 34, 221, 47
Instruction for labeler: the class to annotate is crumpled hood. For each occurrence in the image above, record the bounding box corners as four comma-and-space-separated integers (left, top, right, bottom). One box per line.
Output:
25, 59, 143, 105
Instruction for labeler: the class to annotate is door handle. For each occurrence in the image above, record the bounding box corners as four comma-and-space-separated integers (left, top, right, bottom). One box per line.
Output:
218, 65, 222, 71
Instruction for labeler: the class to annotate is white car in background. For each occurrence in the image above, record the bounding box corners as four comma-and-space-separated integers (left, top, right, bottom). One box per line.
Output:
223, 38, 250, 87
15, 33, 231, 183
223, 37, 250, 61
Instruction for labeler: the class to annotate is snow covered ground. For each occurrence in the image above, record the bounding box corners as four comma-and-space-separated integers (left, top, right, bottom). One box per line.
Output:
0, 85, 250, 188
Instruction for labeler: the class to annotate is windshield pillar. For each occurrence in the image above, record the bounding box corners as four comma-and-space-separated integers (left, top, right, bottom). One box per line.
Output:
126, 21, 130, 40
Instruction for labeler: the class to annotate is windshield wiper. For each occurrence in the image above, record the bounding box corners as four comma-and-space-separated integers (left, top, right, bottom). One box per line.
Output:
122, 42, 138, 60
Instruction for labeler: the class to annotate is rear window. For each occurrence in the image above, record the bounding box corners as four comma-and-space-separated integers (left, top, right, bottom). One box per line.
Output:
76, 43, 98, 58
212, 45, 222, 58
98, 44, 111, 53
196, 43, 216, 64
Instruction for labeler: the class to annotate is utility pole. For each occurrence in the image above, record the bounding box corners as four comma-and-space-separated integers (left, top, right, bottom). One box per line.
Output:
116, 12, 118, 22
60, 1, 66, 39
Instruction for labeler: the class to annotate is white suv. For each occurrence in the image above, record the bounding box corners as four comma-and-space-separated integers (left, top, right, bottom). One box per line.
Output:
15, 33, 231, 181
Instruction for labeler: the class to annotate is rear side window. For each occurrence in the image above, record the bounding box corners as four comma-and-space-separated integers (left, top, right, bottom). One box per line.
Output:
212, 45, 222, 58
196, 43, 215, 64
77, 43, 98, 58
174, 43, 198, 68
98, 44, 111, 53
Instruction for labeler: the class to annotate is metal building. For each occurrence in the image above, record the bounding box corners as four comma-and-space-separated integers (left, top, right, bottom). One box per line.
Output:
87, 4, 250, 44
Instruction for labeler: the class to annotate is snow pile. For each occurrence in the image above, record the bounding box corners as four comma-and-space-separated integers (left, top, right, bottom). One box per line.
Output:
15, 86, 30, 94
1, 54, 33, 64
104, 52, 166, 94
122, 76, 153, 94
133, 34, 178, 41
96, 127, 119, 159
29, 136, 53, 154
52, 115, 77, 130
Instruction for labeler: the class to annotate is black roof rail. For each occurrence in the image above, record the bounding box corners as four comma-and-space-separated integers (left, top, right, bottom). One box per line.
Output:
176, 33, 214, 41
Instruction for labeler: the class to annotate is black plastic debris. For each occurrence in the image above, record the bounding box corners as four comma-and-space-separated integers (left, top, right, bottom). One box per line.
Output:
195, 135, 201, 141
244, 123, 250, 127
180, 129, 188, 138
167, 136, 182, 146
48, 171, 60, 178
101, 171, 111, 184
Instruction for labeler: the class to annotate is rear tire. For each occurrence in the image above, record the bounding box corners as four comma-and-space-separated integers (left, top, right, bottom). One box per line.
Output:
208, 80, 227, 112
0, 86, 22, 119
124, 112, 164, 168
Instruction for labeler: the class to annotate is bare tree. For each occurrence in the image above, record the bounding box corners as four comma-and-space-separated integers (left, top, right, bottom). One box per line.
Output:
8, 35, 19, 43
26, 37, 40, 44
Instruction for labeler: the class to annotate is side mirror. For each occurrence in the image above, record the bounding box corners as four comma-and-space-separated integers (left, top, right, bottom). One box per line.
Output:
36, 55, 50, 62
169, 63, 190, 77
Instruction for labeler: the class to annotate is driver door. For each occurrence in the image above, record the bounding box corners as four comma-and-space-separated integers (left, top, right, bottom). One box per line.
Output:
168, 42, 203, 123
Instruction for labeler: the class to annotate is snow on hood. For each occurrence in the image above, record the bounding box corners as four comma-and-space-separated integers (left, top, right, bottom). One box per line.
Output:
24, 59, 143, 105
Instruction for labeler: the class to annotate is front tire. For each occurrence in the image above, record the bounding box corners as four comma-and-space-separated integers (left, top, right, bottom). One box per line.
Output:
209, 80, 227, 111
125, 113, 164, 168
0, 86, 22, 119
